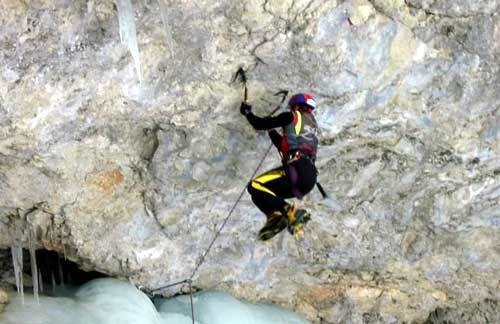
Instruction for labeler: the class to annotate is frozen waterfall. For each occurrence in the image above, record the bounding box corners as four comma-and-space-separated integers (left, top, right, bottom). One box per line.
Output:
0, 278, 310, 324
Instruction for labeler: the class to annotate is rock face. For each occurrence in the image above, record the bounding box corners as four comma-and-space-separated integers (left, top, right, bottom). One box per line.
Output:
1, 0, 499, 322
0, 290, 8, 313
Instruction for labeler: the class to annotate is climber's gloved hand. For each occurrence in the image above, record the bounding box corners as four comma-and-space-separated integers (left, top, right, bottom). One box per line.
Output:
240, 102, 252, 116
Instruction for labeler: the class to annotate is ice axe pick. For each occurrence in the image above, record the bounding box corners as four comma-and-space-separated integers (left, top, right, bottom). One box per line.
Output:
232, 67, 248, 103
268, 90, 289, 116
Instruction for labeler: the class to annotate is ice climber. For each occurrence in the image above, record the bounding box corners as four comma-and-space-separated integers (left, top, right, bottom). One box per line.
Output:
240, 93, 320, 241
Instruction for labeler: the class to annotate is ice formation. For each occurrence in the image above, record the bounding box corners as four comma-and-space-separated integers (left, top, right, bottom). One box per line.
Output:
10, 246, 23, 301
0, 278, 310, 324
116, 0, 142, 83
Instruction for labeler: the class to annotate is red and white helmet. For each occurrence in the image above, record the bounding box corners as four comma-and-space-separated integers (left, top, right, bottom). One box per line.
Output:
288, 93, 317, 110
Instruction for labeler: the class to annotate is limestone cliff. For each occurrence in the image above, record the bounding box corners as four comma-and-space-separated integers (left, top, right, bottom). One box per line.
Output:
1, 0, 499, 322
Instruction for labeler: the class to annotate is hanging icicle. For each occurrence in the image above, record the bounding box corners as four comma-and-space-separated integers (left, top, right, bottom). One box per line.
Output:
51, 271, 56, 295
157, 0, 174, 57
58, 254, 65, 288
28, 231, 39, 304
38, 271, 44, 294
116, 0, 143, 83
10, 245, 24, 303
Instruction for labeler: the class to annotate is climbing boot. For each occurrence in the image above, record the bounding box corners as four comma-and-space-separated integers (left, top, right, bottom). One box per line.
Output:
257, 211, 288, 241
285, 205, 311, 238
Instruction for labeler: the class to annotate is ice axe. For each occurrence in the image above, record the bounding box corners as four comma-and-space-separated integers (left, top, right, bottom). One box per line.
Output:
233, 67, 248, 103
268, 90, 289, 116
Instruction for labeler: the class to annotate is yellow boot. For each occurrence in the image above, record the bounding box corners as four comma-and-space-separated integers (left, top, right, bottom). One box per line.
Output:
285, 204, 311, 238
257, 211, 288, 241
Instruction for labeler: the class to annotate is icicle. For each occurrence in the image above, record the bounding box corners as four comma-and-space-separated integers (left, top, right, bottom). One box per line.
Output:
38, 271, 44, 294
11, 245, 24, 304
51, 271, 56, 295
157, 0, 174, 57
11, 246, 20, 293
28, 231, 39, 304
116, 0, 142, 83
58, 255, 65, 288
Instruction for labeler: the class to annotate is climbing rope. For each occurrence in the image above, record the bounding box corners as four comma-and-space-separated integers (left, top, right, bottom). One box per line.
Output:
147, 86, 289, 323
189, 143, 273, 280
148, 142, 275, 323
188, 279, 195, 324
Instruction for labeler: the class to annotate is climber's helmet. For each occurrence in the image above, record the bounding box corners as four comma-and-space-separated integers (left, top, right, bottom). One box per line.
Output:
288, 93, 317, 112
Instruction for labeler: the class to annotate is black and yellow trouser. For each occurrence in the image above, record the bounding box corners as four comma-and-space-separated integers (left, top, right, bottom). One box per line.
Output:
247, 158, 317, 217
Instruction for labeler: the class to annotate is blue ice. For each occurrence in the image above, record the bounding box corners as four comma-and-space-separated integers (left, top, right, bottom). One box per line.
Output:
0, 278, 310, 324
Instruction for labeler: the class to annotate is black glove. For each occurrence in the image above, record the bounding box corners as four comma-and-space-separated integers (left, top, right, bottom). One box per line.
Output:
240, 102, 252, 116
